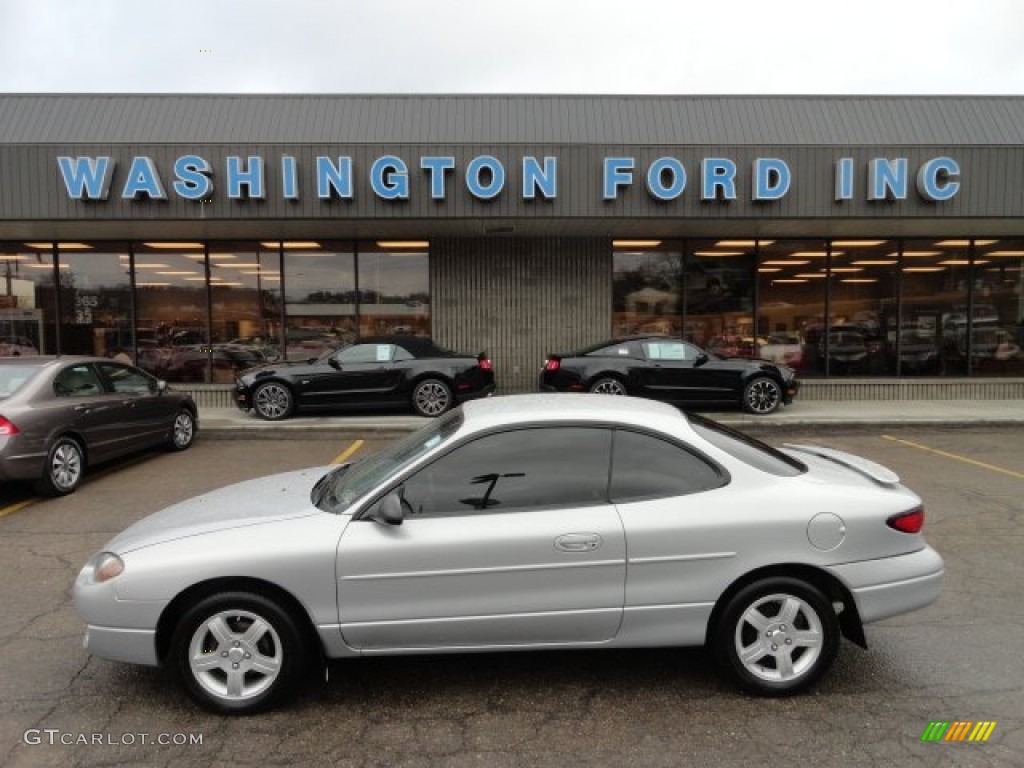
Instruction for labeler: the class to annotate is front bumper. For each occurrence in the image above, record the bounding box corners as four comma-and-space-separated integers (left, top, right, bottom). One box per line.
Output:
83, 625, 159, 666
827, 545, 944, 624
784, 378, 800, 405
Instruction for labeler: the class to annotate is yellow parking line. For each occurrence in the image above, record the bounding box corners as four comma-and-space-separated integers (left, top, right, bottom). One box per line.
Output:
0, 499, 36, 518
332, 439, 365, 465
882, 435, 1024, 480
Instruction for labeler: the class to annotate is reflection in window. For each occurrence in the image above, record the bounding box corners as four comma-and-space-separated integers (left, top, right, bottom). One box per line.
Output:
133, 244, 209, 383
0, 244, 56, 355
58, 244, 132, 359
357, 242, 430, 339
613, 242, 682, 337
757, 240, 828, 376
685, 239, 755, 350
901, 240, 970, 376
827, 240, 897, 375
971, 240, 1024, 376
283, 242, 356, 360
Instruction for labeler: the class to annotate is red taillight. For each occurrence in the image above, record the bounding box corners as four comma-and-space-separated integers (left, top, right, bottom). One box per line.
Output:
544, 358, 560, 371
478, 357, 493, 371
0, 415, 20, 436
887, 507, 925, 533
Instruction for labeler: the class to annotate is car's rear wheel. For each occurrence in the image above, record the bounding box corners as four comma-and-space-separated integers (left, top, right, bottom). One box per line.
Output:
168, 409, 196, 451
411, 378, 452, 417
171, 592, 306, 715
714, 577, 839, 696
589, 377, 628, 396
742, 376, 782, 414
35, 436, 84, 496
252, 382, 294, 421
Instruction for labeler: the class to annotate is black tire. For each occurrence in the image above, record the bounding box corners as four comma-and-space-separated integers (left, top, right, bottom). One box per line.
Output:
742, 376, 782, 415
171, 591, 307, 715
34, 436, 85, 496
252, 382, 294, 421
411, 378, 453, 417
713, 577, 839, 697
589, 376, 628, 396
167, 408, 196, 451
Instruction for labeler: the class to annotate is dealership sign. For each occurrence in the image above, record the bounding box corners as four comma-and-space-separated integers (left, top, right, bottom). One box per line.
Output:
56, 154, 961, 204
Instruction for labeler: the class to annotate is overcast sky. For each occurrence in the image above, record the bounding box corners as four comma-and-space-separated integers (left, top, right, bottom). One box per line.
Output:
0, 0, 1021, 94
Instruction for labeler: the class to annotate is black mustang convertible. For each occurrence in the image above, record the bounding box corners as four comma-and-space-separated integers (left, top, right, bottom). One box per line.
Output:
236, 337, 495, 420
539, 336, 799, 414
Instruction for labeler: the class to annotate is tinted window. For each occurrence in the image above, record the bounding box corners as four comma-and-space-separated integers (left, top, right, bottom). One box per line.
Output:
610, 429, 724, 501
401, 427, 612, 517
591, 342, 640, 358
97, 363, 153, 395
54, 365, 104, 397
688, 413, 806, 476
338, 344, 393, 364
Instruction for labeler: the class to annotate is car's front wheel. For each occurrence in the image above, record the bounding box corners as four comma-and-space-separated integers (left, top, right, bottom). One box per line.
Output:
742, 376, 782, 414
171, 592, 307, 714
252, 382, 294, 421
35, 436, 85, 496
167, 408, 196, 451
714, 577, 839, 696
411, 378, 452, 417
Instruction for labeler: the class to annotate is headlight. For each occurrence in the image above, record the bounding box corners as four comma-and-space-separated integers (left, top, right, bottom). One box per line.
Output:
87, 552, 124, 584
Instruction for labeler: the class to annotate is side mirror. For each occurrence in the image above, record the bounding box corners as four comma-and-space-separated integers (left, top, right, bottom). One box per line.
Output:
156, 379, 168, 393
694, 353, 709, 367
327, 357, 341, 369
368, 490, 405, 526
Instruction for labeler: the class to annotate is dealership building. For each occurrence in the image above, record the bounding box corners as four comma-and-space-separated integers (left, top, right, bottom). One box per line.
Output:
1, 94, 1022, 396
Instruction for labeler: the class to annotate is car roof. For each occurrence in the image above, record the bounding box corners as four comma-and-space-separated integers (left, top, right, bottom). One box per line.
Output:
0, 355, 108, 368
356, 336, 451, 357
458, 393, 691, 434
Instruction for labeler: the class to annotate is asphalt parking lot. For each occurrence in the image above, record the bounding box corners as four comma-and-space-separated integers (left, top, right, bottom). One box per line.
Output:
1, 428, 1022, 767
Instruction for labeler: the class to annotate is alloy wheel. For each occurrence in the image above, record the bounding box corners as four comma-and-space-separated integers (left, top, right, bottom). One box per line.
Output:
591, 378, 627, 396
733, 593, 824, 684
254, 384, 292, 420
414, 380, 451, 416
50, 440, 82, 492
745, 378, 781, 414
188, 610, 283, 703
173, 411, 194, 448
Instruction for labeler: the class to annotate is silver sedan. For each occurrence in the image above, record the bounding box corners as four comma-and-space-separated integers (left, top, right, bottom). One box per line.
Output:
74, 394, 943, 713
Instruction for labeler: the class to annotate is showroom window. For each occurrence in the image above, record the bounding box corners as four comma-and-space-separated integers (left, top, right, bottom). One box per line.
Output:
827, 240, 898, 376
57, 243, 132, 359
0, 243, 57, 355
971, 239, 1024, 376
357, 241, 430, 338
612, 240, 683, 337
132, 243, 210, 383
687, 239, 756, 353
901, 239, 970, 376
282, 241, 356, 360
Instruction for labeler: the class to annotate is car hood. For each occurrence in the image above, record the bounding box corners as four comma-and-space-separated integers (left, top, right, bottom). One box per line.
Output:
105, 466, 331, 554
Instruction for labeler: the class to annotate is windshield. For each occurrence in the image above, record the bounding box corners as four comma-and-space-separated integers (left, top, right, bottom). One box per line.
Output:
314, 409, 464, 513
0, 365, 41, 398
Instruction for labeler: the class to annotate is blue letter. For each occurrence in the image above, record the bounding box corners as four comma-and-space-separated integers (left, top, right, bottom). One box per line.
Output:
522, 156, 558, 200
868, 158, 908, 201
226, 156, 265, 199
420, 156, 455, 200
753, 158, 791, 201
701, 158, 737, 201
281, 156, 299, 200
316, 157, 353, 200
121, 156, 167, 200
603, 157, 634, 200
172, 155, 212, 200
57, 156, 114, 200
646, 158, 687, 201
466, 156, 505, 200
371, 156, 410, 200
835, 157, 854, 201
916, 157, 960, 202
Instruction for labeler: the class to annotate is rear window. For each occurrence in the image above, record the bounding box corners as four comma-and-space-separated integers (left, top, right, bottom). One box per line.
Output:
687, 413, 806, 477
0, 366, 41, 398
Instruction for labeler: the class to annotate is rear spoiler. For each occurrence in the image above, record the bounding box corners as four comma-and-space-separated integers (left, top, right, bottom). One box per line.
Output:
782, 444, 900, 486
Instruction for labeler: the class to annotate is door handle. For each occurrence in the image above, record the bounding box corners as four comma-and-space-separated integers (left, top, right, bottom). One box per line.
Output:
554, 533, 603, 552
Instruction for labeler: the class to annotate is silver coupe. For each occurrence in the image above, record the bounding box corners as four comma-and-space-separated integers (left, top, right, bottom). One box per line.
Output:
74, 395, 943, 713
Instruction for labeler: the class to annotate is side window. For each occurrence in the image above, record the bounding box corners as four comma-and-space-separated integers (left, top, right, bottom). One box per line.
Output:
401, 427, 612, 517
393, 345, 414, 361
610, 429, 724, 502
338, 344, 394, 364
643, 341, 695, 361
97, 363, 153, 395
53, 364, 104, 397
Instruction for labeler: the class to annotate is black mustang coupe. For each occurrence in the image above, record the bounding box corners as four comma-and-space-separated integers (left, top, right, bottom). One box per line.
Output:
539, 336, 799, 414
236, 337, 495, 420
